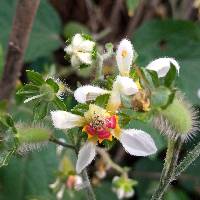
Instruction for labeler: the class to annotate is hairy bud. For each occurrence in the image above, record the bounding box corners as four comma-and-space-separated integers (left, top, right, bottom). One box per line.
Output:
153, 93, 199, 140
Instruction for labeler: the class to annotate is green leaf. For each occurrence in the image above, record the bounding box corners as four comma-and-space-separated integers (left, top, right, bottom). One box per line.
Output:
33, 102, 49, 121
64, 21, 90, 39
52, 96, 67, 110
46, 78, 59, 93
151, 86, 172, 108
71, 104, 89, 116
95, 94, 110, 108
164, 189, 190, 200
16, 84, 39, 96
27, 70, 45, 86
164, 63, 177, 87
0, 0, 62, 62
133, 19, 200, 104
0, 145, 58, 200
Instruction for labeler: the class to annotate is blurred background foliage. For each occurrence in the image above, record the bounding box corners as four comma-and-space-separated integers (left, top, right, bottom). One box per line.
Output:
0, 0, 200, 199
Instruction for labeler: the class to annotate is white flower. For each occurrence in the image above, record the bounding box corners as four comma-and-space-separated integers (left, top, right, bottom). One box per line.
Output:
64, 34, 95, 67
51, 104, 157, 174
112, 176, 136, 199
74, 76, 138, 113
146, 57, 180, 78
116, 39, 135, 76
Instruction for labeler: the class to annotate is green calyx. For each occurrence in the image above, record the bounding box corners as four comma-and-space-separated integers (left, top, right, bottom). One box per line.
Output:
160, 97, 193, 134
39, 84, 55, 101
16, 127, 51, 144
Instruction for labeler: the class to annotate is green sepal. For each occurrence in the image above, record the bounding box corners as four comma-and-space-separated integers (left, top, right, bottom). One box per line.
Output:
164, 63, 177, 87
151, 86, 172, 109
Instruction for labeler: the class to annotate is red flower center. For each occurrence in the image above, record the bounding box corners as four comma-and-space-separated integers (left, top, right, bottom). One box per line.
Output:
84, 115, 117, 142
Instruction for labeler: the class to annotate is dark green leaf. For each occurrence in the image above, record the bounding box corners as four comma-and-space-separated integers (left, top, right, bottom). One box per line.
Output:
164, 63, 177, 87
33, 102, 49, 121
0, 0, 62, 62
16, 84, 39, 96
53, 96, 67, 110
71, 104, 89, 116
95, 94, 110, 108
133, 19, 200, 104
27, 70, 45, 86
46, 78, 59, 93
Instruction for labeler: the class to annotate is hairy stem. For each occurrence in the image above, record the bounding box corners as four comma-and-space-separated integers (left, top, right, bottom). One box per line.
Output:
151, 137, 183, 200
175, 140, 200, 178
81, 169, 96, 200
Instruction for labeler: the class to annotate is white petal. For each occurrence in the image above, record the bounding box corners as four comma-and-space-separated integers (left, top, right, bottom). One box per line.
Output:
125, 190, 135, 198
72, 34, 84, 48
51, 111, 84, 129
116, 39, 134, 76
107, 88, 121, 113
146, 57, 180, 78
78, 52, 93, 65
64, 44, 73, 55
76, 142, 96, 174
56, 185, 65, 200
74, 85, 109, 103
116, 75, 138, 95
119, 129, 157, 156
78, 40, 95, 52
116, 188, 125, 199
71, 55, 81, 67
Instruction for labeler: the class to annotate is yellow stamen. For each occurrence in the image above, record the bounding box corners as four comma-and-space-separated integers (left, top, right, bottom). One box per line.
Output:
122, 50, 128, 58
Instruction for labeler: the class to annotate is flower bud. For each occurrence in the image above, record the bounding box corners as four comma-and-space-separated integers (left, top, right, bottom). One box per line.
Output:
39, 84, 55, 101
64, 33, 96, 67
16, 127, 51, 144
112, 176, 137, 199
153, 93, 199, 140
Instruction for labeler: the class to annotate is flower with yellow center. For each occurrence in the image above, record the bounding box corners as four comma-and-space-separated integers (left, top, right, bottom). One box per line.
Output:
51, 104, 157, 174
74, 39, 139, 113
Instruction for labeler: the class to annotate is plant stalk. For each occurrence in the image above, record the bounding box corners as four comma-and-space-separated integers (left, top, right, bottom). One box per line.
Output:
151, 137, 183, 200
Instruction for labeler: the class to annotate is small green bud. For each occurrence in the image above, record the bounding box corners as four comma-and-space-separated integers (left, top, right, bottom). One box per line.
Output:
40, 84, 55, 101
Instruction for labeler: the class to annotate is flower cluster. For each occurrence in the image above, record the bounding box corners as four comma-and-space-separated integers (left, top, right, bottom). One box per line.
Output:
51, 37, 162, 174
